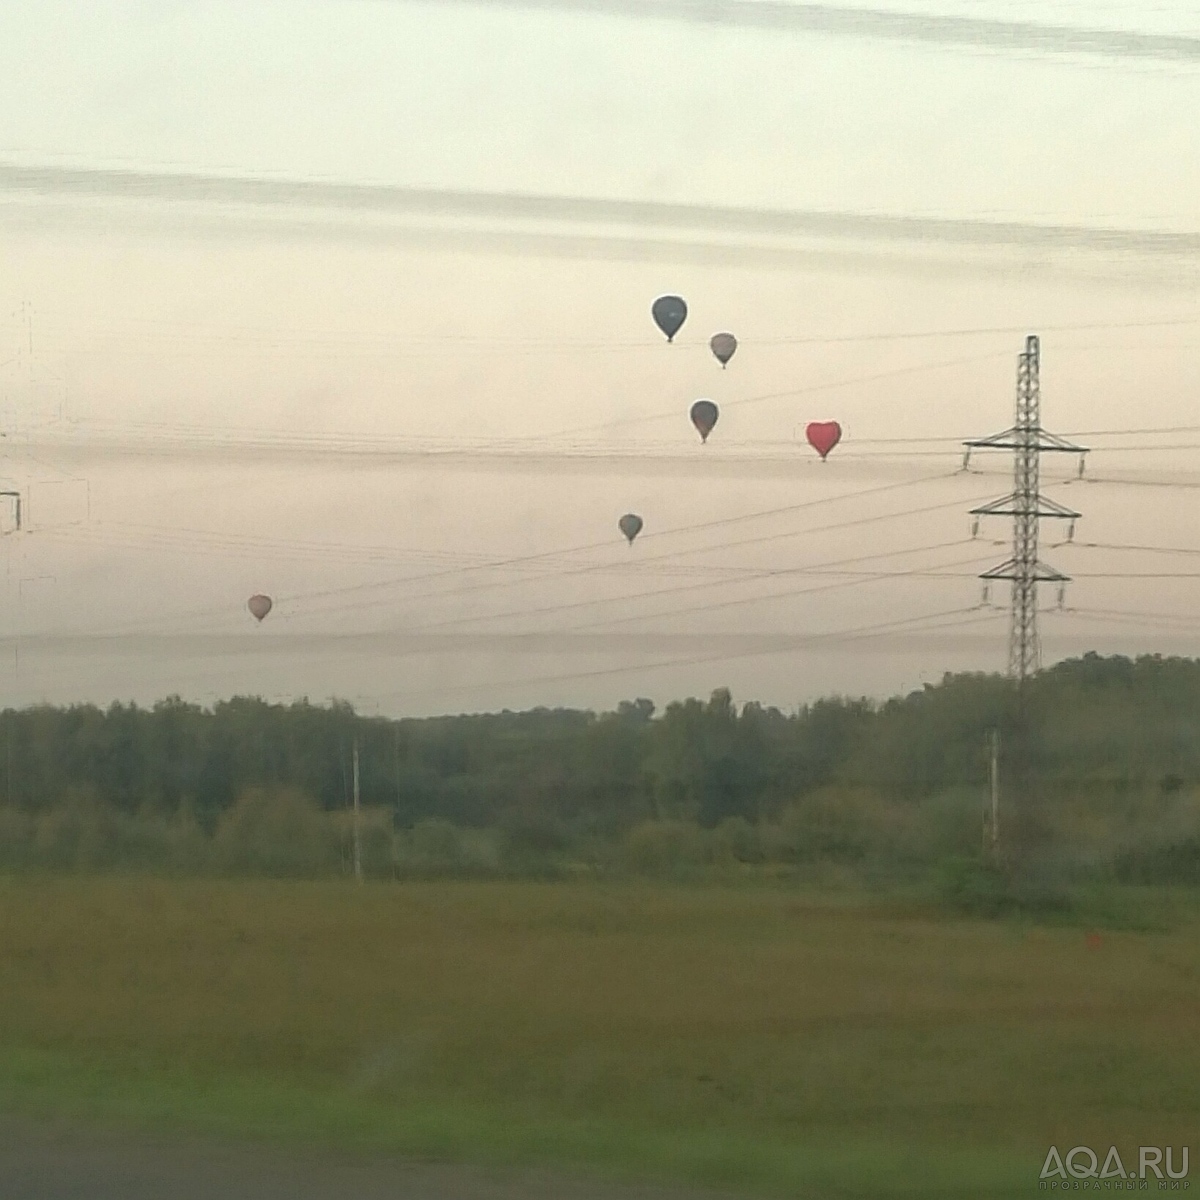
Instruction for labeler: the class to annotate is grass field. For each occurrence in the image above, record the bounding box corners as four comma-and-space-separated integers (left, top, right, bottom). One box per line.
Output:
1, 876, 1197, 1197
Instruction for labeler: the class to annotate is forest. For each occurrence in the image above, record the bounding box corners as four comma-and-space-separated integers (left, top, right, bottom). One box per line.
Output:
2, 651, 1199, 884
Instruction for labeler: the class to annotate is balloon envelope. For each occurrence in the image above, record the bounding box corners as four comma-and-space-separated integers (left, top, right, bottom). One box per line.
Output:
710, 332, 737, 366
690, 399, 719, 443
651, 295, 687, 342
805, 421, 842, 460
248, 594, 273, 622
618, 513, 644, 544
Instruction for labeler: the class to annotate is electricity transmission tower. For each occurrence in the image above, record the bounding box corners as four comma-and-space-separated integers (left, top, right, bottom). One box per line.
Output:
964, 335, 1088, 862
964, 335, 1088, 683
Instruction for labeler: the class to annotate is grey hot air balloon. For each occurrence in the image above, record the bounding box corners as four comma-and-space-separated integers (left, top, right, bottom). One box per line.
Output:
651, 295, 687, 343
690, 399, 719, 443
247, 594, 273, 622
710, 332, 737, 367
618, 513, 644, 545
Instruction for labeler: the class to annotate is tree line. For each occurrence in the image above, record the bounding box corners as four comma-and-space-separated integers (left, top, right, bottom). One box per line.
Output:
2, 652, 1198, 839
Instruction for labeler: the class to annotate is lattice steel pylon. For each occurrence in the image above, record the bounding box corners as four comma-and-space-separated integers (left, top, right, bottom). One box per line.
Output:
963, 336, 1088, 684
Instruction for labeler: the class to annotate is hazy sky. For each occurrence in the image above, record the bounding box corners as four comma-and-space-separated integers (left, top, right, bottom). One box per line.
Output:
0, 0, 1198, 716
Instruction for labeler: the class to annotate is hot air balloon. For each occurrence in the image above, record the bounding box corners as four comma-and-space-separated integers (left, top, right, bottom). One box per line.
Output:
805, 421, 842, 461
690, 399, 719, 443
618, 513, 644, 544
247, 594, 273, 622
710, 332, 737, 367
651, 295, 687, 343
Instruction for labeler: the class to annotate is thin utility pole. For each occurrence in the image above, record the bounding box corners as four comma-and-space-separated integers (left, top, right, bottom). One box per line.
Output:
394, 723, 402, 818
986, 728, 1000, 861
352, 736, 363, 884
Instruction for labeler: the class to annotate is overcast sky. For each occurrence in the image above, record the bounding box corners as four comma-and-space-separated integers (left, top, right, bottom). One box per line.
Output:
0, 0, 1198, 716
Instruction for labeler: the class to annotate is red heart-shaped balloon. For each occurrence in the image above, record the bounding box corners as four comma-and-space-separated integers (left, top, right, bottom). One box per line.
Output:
806, 421, 842, 460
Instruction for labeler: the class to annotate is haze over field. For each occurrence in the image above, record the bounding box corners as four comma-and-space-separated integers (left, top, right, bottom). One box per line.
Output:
0, 0, 1198, 715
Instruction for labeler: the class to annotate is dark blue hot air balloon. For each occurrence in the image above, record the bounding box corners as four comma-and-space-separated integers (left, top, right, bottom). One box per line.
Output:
618, 513, 644, 544
651, 295, 687, 343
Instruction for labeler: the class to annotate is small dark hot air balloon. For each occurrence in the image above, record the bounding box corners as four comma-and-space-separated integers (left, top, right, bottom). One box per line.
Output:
805, 421, 842, 461
651, 295, 687, 343
247, 594, 273, 622
618, 513, 644, 545
710, 332, 737, 367
690, 399, 719, 443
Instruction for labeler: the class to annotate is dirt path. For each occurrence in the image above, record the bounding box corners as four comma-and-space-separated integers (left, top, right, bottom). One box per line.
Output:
1, 1118, 748, 1200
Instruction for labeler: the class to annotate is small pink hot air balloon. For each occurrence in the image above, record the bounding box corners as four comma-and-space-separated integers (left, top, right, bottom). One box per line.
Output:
247, 594, 273, 623
805, 421, 842, 461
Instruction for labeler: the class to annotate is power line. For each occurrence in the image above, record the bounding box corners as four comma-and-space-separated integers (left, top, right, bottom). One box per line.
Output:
1076, 475, 1200, 490
1055, 606, 1200, 628
0, 623, 1012, 656
273, 472, 960, 614
567, 549, 994, 632
37, 521, 505, 570
34, 514, 987, 590
44, 520, 950, 582
428, 0, 1200, 63
4, 162, 1197, 259
19, 433, 1200, 473
1067, 571, 1200, 578
0, 611, 1011, 707
1065, 422, 1200, 438
10, 349, 1018, 454
275, 484, 981, 626
409, 536, 986, 634
1059, 540, 1200, 558
376, 604, 1004, 706
1044, 443, 1200, 454
31, 313, 1200, 353
551, 350, 1019, 438
30, 489, 994, 653
41, 472, 961, 638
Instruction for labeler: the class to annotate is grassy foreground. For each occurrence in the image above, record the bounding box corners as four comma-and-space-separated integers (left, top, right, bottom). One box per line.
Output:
1, 876, 1197, 1197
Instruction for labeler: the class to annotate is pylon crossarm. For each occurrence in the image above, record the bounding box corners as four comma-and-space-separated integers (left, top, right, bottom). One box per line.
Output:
963, 428, 1088, 455
963, 428, 1019, 451
1031, 560, 1070, 583
970, 493, 1081, 520
1035, 495, 1082, 520
979, 558, 1018, 581
980, 559, 1069, 583
1036, 430, 1089, 454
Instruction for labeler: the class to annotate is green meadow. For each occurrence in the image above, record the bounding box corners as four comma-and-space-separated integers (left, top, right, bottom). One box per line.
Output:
2, 875, 1197, 1197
